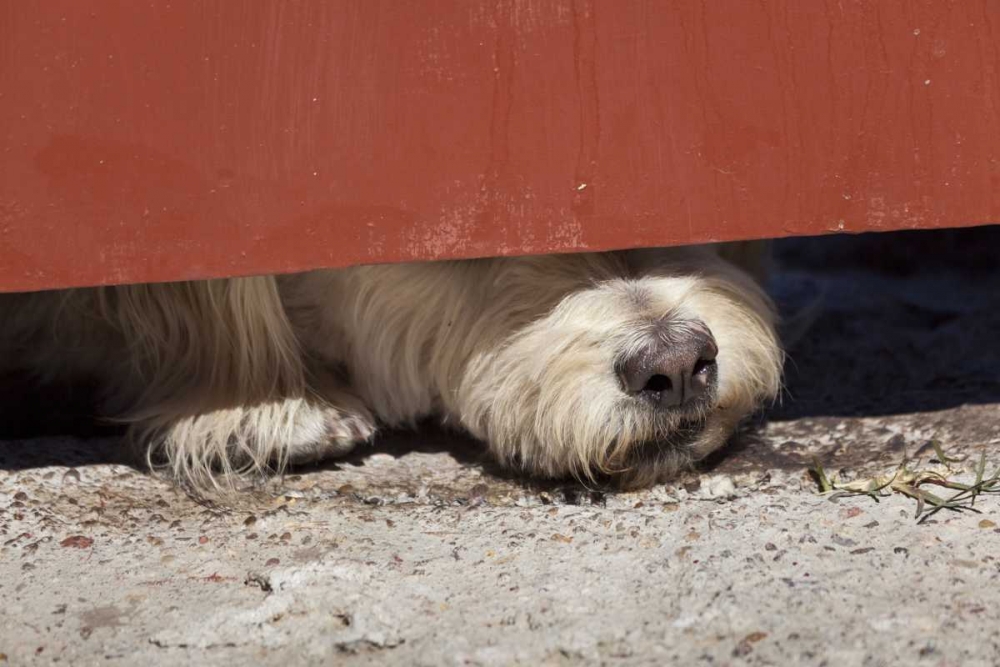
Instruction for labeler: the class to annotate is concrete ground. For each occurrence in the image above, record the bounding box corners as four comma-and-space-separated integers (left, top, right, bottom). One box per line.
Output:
2, 227, 1000, 666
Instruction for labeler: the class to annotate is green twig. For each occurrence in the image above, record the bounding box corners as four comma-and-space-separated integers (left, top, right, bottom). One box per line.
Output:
813, 443, 998, 523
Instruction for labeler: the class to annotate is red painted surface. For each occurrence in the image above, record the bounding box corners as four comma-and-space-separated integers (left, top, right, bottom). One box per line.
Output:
1, 1, 998, 292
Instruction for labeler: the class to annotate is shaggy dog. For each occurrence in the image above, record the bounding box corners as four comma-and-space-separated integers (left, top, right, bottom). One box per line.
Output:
0, 243, 782, 491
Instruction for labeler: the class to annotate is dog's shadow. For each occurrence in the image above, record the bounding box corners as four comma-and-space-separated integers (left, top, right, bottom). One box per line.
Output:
293, 422, 502, 475
289, 424, 596, 496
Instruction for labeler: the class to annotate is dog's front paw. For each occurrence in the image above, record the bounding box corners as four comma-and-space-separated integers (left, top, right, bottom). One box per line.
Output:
284, 398, 376, 466
133, 392, 375, 490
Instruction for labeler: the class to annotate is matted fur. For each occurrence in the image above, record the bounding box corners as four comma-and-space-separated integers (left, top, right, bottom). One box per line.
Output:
0, 244, 782, 492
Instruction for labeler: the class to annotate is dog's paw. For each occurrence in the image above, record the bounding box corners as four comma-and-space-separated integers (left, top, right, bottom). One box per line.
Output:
284, 399, 376, 466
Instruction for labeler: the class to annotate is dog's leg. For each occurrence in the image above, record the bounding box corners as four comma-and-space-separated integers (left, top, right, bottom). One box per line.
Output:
111, 278, 380, 487
279, 367, 376, 466
1, 278, 375, 489
138, 390, 374, 488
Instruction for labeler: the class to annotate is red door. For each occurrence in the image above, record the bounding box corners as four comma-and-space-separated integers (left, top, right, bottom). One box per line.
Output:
2, 1, 998, 292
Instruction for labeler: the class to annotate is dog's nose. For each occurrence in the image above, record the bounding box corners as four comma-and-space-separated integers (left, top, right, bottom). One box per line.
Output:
618, 323, 719, 409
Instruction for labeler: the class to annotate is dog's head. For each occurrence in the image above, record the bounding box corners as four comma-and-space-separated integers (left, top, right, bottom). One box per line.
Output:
459, 248, 782, 488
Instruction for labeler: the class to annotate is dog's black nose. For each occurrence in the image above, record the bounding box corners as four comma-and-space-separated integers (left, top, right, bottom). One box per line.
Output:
618, 323, 719, 409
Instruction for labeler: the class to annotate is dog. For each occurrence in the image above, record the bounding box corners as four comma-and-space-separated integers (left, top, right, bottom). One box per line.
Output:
0, 242, 782, 491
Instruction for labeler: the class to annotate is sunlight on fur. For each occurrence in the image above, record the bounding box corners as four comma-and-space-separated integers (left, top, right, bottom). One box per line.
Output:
0, 244, 783, 493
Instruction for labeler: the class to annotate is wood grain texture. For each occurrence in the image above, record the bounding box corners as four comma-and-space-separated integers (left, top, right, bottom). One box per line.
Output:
1, 0, 998, 291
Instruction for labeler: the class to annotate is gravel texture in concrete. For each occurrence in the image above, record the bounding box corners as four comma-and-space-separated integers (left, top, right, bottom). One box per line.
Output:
2, 228, 1000, 666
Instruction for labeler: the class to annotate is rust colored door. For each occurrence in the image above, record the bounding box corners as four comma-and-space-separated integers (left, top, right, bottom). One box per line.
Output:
1, 1, 998, 292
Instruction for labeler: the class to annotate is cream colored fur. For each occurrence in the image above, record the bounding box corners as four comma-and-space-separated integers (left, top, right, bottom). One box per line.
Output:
0, 244, 782, 491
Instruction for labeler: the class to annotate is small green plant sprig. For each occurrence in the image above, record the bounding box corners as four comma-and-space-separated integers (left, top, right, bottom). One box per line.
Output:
811, 441, 1000, 523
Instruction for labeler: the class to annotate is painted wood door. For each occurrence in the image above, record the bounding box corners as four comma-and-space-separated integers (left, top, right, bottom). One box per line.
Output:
2, 1, 998, 291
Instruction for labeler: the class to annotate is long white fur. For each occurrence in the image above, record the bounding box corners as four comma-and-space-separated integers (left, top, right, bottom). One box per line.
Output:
0, 244, 782, 492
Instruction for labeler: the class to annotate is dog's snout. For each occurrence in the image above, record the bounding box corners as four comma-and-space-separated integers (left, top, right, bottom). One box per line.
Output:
618, 322, 719, 409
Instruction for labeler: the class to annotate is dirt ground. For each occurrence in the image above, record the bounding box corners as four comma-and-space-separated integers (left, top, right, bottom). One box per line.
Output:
2, 227, 1000, 666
